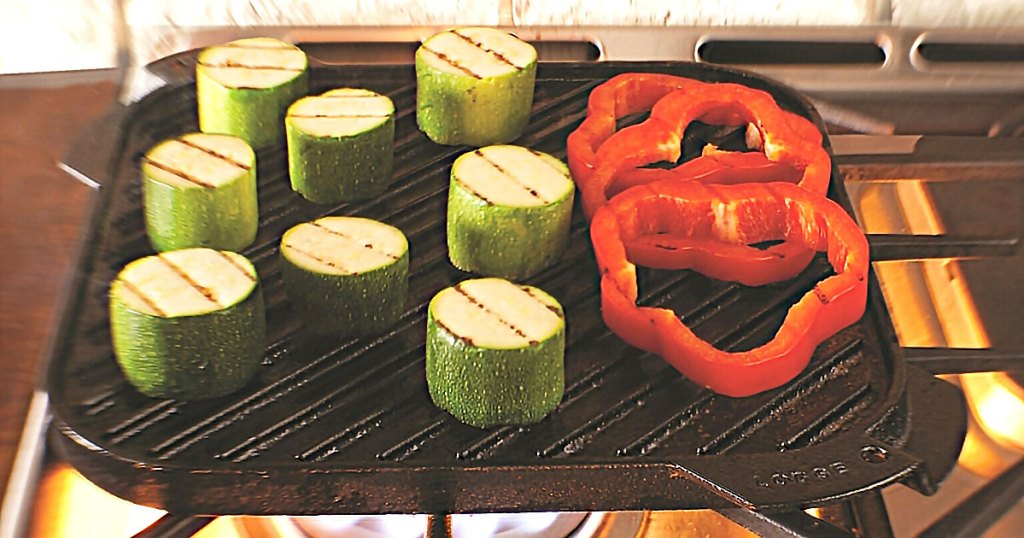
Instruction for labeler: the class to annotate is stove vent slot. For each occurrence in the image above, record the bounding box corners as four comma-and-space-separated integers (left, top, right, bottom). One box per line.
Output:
300, 42, 420, 64
697, 40, 885, 66
532, 40, 601, 62
916, 42, 1024, 64
300, 40, 600, 65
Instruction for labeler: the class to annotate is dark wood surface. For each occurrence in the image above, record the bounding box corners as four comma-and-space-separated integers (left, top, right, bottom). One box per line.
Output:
0, 75, 115, 507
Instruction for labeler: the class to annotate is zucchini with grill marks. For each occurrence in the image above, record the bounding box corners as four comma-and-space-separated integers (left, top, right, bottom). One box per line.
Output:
416, 27, 537, 146
109, 248, 266, 400
197, 37, 308, 148
280, 217, 409, 337
286, 88, 396, 204
142, 132, 258, 252
447, 145, 575, 279
426, 278, 565, 428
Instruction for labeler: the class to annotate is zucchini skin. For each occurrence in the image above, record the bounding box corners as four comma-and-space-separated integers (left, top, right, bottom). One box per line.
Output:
415, 52, 536, 146
196, 65, 307, 149
446, 173, 574, 280
425, 296, 565, 428
286, 115, 395, 204
109, 282, 266, 400
280, 248, 409, 338
142, 156, 258, 252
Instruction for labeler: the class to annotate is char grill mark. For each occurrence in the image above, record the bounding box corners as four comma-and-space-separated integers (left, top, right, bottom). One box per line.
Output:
197, 60, 303, 71
450, 283, 561, 346
520, 285, 564, 318
288, 114, 391, 119
283, 242, 354, 274
419, 46, 482, 79
141, 157, 216, 188
214, 250, 257, 282
156, 254, 222, 307
434, 318, 476, 346
173, 137, 251, 171
452, 175, 495, 205
120, 281, 167, 317
310, 221, 402, 261
452, 284, 536, 345
472, 149, 547, 203
527, 148, 572, 178
449, 30, 523, 71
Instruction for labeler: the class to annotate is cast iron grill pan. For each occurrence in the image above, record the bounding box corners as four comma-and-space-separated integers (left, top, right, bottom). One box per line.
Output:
49, 61, 965, 515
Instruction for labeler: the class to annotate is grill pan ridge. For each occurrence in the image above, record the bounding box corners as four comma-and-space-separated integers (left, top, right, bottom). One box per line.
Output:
48, 60, 965, 515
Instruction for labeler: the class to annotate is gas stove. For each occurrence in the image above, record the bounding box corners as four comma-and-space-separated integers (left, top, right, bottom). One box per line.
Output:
4, 25, 1023, 538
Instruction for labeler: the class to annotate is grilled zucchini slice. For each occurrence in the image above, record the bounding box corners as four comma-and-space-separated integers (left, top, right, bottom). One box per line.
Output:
426, 278, 565, 428
447, 145, 574, 279
109, 248, 266, 400
280, 216, 409, 337
196, 37, 308, 148
416, 27, 537, 146
286, 88, 396, 203
141, 132, 258, 252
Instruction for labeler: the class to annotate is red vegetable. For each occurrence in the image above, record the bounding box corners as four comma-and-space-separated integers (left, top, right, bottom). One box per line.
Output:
590, 181, 869, 397
571, 79, 833, 282
567, 72, 734, 186
580, 82, 832, 219
566, 74, 827, 211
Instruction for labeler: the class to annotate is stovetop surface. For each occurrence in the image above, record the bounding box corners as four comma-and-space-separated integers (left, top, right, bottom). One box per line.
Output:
4, 54, 1022, 537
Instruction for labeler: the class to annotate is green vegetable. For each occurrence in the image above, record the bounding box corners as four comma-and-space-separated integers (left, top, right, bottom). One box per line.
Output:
286, 88, 396, 204
141, 132, 258, 252
447, 145, 575, 279
416, 27, 537, 146
426, 278, 565, 428
109, 248, 266, 400
280, 216, 409, 337
196, 37, 308, 148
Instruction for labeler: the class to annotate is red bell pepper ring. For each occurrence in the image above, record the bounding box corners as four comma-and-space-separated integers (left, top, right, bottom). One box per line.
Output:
581, 82, 832, 219
606, 149, 803, 198
590, 181, 869, 397
566, 73, 821, 200
567, 72, 740, 186
580, 82, 832, 281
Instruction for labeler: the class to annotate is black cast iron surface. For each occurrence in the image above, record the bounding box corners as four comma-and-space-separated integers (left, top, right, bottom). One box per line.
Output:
48, 61, 965, 515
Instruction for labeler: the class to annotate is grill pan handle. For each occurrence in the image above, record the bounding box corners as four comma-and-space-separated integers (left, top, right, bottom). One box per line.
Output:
903, 347, 1024, 375
60, 104, 128, 189
664, 366, 966, 511
867, 233, 1020, 261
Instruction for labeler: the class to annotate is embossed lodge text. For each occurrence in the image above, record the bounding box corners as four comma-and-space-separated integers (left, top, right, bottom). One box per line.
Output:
754, 461, 849, 487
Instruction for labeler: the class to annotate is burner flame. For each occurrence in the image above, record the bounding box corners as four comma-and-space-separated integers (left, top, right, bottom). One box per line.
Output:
959, 373, 1024, 478
848, 176, 1022, 481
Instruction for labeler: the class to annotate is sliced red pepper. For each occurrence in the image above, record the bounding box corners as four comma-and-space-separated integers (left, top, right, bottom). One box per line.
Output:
581, 82, 832, 219
566, 73, 823, 204
577, 82, 832, 282
590, 181, 868, 397
606, 150, 803, 199
567, 73, 735, 184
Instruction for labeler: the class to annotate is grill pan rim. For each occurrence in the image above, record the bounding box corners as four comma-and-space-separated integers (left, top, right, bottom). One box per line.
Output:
44, 59, 962, 515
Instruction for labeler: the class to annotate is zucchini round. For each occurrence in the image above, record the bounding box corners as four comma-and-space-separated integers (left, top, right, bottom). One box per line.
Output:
141, 132, 258, 252
286, 88, 396, 203
415, 27, 537, 146
196, 37, 308, 148
426, 278, 565, 428
280, 216, 409, 337
447, 145, 575, 279
109, 248, 266, 400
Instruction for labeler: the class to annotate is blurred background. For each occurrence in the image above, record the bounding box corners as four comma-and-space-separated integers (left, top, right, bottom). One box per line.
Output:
5, 0, 1024, 75
2, 2, 1022, 538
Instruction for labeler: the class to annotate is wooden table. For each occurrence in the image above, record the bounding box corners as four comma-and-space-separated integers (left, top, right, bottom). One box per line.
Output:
0, 72, 116, 511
